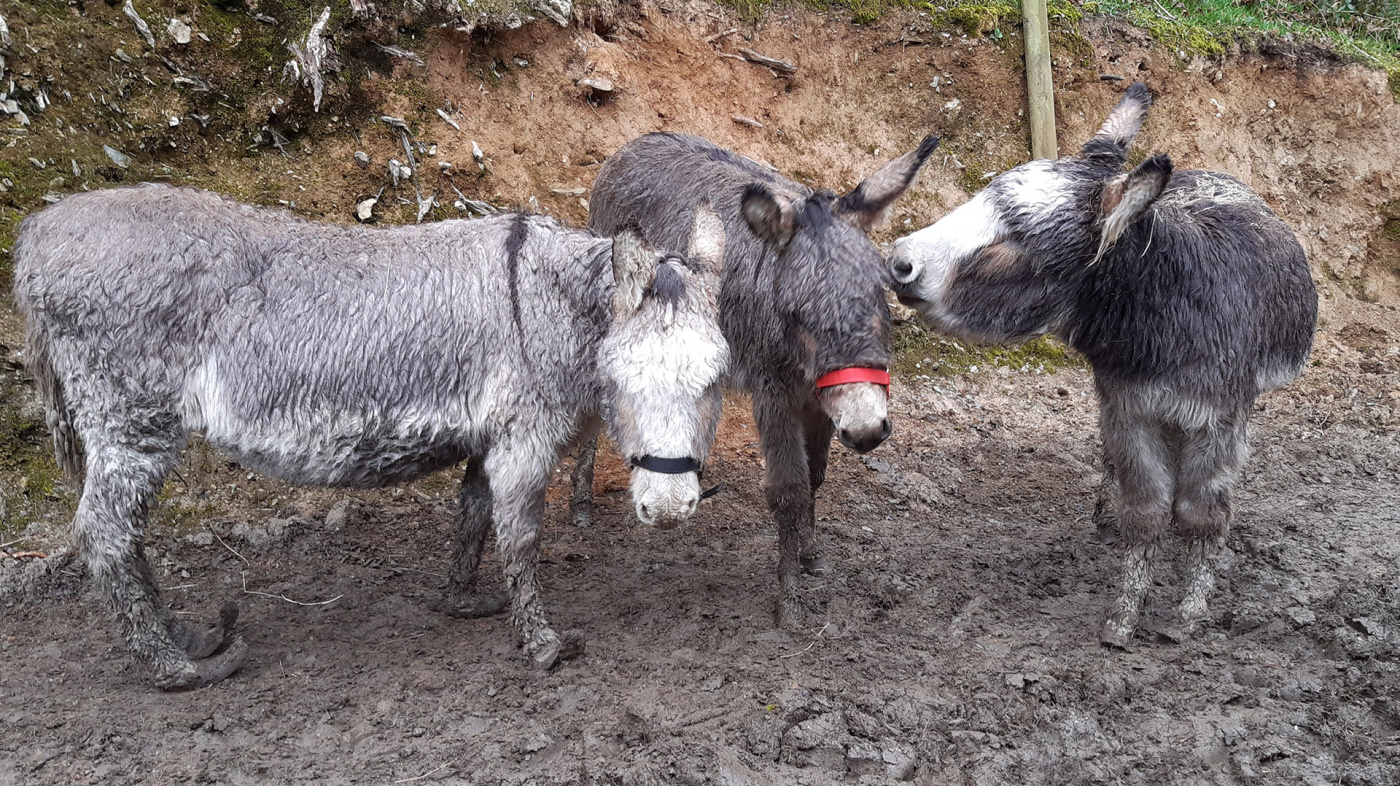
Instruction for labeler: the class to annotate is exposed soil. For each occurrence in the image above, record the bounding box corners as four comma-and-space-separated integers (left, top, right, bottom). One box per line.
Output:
3, 3, 1400, 785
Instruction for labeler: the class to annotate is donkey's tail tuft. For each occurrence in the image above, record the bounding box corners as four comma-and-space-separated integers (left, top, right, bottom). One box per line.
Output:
25, 327, 84, 484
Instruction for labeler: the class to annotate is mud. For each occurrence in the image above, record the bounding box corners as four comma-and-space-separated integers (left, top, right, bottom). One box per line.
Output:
3, 3, 1400, 784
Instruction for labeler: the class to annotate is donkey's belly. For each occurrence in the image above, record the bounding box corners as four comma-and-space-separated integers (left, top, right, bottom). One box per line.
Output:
202, 416, 477, 489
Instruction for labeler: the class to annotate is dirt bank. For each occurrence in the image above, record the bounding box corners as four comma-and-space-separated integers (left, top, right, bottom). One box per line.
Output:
2, 2, 1400, 784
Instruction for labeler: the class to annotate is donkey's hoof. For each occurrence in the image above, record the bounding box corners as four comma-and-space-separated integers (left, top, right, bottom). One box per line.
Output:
777, 597, 814, 630
800, 555, 833, 577
437, 591, 509, 619
571, 507, 593, 528
1100, 616, 1137, 649
529, 630, 586, 671
1093, 515, 1120, 545
156, 636, 249, 691
173, 602, 240, 659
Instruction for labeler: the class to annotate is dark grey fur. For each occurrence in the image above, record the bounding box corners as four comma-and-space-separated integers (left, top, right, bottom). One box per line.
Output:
13, 184, 725, 688
890, 83, 1318, 646
581, 132, 937, 625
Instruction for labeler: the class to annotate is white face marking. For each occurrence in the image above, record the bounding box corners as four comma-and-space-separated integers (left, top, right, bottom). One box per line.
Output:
600, 293, 729, 526
820, 382, 888, 442
891, 191, 1000, 325
1002, 160, 1075, 222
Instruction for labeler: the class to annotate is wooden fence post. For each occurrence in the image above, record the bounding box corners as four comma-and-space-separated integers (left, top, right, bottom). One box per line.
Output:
1022, 0, 1057, 159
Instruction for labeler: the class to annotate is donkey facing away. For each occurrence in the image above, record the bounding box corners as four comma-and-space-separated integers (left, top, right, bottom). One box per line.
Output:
888, 84, 1318, 646
579, 132, 939, 626
13, 185, 729, 688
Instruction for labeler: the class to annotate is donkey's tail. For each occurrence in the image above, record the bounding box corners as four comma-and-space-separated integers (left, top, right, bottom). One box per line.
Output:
25, 326, 84, 485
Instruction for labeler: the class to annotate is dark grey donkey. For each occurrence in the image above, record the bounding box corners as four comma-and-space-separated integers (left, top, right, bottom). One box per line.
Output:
888, 84, 1317, 646
13, 185, 729, 688
580, 132, 938, 625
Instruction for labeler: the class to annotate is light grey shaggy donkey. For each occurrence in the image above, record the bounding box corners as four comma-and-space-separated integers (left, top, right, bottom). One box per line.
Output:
579, 132, 938, 626
13, 185, 729, 688
889, 84, 1318, 647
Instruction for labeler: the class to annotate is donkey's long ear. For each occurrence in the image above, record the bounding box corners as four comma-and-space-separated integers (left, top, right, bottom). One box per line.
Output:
1080, 82, 1152, 164
1094, 153, 1172, 263
612, 228, 657, 316
835, 135, 940, 234
741, 184, 796, 252
686, 202, 727, 279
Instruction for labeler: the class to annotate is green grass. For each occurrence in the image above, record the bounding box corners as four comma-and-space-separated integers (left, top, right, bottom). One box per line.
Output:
891, 319, 1085, 378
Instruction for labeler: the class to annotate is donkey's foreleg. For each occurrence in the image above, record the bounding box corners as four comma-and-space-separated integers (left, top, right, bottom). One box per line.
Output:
800, 413, 837, 577
755, 394, 815, 628
488, 445, 583, 669
1171, 410, 1248, 633
1098, 405, 1174, 649
442, 457, 508, 619
569, 430, 598, 529
80, 442, 246, 689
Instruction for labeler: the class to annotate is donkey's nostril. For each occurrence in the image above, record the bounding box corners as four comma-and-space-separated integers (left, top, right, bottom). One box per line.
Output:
878, 418, 892, 442
891, 255, 916, 283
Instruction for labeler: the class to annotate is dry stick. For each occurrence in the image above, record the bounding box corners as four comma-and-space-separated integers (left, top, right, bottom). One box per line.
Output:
705, 27, 737, 44
393, 762, 452, 784
779, 622, 830, 659
0, 538, 29, 550
241, 571, 343, 606
208, 525, 249, 564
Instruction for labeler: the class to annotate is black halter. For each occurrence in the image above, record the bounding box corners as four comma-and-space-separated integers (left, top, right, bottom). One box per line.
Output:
627, 455, 723, 500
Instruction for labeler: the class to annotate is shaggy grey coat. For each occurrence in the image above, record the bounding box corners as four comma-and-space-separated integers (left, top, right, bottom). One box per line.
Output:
889, 84, 1318, 646
583, 132, 937, 624
14, 185, 727, 687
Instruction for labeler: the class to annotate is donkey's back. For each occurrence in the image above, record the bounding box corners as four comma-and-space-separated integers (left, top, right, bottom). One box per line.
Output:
15, 185, 606, 487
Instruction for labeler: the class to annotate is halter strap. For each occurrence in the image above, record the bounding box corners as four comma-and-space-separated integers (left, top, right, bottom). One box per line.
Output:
628, 455, 704, 475
815, 367, 891, 390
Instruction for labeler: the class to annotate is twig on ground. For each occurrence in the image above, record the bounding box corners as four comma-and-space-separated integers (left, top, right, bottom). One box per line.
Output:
393, 762, 452, 783
779, 622, 830, 659
241, 571, 343, 606
1, 538, 29, 550
209, 525, 249, 564
160, 583, 197, 591
705, 27, 738, 44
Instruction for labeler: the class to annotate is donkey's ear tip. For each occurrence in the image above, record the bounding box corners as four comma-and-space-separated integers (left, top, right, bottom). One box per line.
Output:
916, 135, 941, 158
1126, 82, 1152, 102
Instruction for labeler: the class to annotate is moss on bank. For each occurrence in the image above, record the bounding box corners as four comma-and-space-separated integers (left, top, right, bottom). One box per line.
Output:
891, 319, 1085, 380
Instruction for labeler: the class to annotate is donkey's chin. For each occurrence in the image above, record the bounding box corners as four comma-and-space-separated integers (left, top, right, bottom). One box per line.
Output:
630, 470, 703, 529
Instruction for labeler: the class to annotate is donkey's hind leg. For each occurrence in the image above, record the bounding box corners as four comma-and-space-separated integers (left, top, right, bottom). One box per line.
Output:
488, 443, 583, 669
569, 429, 598, 529
800, 413, 837, 577
1099, 404, 1174, 649
1170, 408, 1249, 635
441, 456, 508, 618
79, 440, 246, 689
1092, 440, 1120, 545
754, 392, 815, 628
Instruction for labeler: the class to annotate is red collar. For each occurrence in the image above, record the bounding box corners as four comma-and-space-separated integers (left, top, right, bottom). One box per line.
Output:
815, 367, 891, 389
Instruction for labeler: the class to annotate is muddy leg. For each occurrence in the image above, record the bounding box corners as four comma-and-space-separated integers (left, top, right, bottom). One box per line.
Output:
79, 442, 246, 689
754, 391, 814, 628
441, 457, 508, 618
488, 444, 583, 669
570, 431, 598, 529
1092, 441, 1120, 545
1098, 404, 1174, 649
1171, 410, 1248, 632
800, 413, 836, 577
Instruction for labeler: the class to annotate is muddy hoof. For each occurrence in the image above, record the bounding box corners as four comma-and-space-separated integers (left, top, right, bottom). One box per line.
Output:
172, 602, 240, 659
777, 597, 813, 629
571, 504, 593, 529
1100, 617, 1136, 650
437, 591, 509, 619
530, 630, 586, 670
156, 636, 249, 691
800, 555, 833, 577
1094, 516, 1120, 546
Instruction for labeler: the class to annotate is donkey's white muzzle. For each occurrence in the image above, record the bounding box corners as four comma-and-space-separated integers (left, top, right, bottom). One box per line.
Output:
630, 468, 703, 528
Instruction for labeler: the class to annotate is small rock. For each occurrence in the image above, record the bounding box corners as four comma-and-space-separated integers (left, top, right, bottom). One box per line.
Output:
471, 140, 484, 169
1005, 673, 1026, 689
577, 76, 614, 94
1284, 606, 1315, 627
438, 161, 453, 173
167, 18, 192, 45
435, 108, 461, 130
882, 742, 916, 781
103, 145, 131, 169
355, 197, 376, 222
700, 674, 724, 692
353, 150, 370, 169
325, 499, 352, 531
28, 157, 44, 170
550, 186, 585, 196
168, 116, 180, 127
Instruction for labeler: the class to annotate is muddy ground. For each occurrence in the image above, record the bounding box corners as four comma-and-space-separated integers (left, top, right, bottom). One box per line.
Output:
3, 1, 1400, 784
2, 302, 1399, 786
